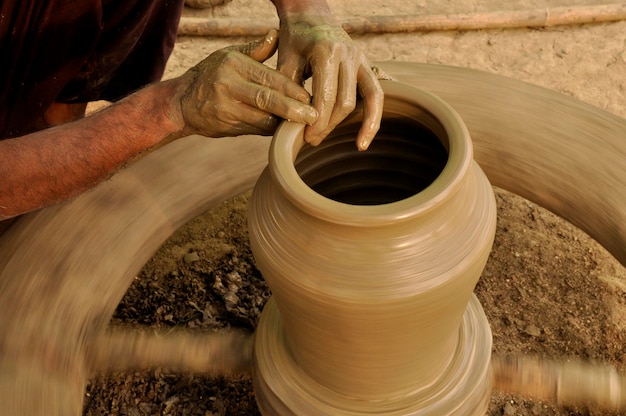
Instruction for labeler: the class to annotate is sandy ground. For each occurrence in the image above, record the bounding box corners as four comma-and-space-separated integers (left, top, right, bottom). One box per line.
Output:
84, 1, 625, 415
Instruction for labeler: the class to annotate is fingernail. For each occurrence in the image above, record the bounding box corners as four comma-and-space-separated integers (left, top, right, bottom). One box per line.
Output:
265, 29, 278, 43
297, 91, 312, 103
306, 107, 319, 125
303, 130, 321, 147
358, 138, 370, 151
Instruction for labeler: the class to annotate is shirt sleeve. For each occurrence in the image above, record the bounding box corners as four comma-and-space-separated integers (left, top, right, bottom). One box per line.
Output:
0, 0, 184, 139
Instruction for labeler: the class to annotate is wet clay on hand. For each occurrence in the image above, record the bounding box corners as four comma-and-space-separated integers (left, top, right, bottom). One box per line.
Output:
276, 14, 384, 150
178, 29, 318, 138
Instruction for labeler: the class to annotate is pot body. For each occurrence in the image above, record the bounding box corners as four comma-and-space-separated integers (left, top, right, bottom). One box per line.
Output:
249, 80, 496, 413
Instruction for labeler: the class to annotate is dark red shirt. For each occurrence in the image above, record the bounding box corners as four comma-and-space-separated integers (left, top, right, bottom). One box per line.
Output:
0, 0, 184, 138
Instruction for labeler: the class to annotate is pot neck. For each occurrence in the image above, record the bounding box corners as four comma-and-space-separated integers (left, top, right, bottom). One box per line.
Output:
268, 81, 473, 227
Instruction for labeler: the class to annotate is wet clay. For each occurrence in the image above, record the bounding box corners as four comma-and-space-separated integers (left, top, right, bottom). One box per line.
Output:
0, 63, 624, 415
248, 81, 496, 414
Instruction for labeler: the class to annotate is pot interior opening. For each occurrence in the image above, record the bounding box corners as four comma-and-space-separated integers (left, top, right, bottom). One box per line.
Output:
295, 117, 448, 205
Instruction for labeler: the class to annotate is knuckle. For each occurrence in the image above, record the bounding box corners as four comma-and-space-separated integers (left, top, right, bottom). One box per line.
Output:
311, 41, 338, 58
210, 81, 227, 100
255, 68, 272, 87
221, 50, 241, 65
254, 88, 273, 110
363, 80, 384, 105
340, 95, 357, 113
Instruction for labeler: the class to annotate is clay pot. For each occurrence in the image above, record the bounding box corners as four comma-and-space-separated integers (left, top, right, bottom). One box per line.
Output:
249, 80, 497, 414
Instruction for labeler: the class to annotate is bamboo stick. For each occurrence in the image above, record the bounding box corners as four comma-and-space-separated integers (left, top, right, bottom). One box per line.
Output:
178, 3, 626, 37
88, 329, 254, 375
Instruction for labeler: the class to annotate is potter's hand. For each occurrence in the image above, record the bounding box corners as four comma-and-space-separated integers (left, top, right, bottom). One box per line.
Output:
277, 14, 384, 151
179, 30, 318, 137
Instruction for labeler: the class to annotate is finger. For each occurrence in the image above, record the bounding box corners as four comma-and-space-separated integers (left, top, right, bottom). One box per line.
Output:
305, 56, 340, 146
229, 103, 281, 136
227, 29, 279, 63
277, 52, 308, 85
355, 64, 384, 151
326, 59, 358, 132
229, 81, 318, 125
237, 58, 312, 104
303, 60, 358, 147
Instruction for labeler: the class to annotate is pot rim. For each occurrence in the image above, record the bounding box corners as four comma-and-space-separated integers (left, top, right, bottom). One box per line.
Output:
269, 80, 473, 226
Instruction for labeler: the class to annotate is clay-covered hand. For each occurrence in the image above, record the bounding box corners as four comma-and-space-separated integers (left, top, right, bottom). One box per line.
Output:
277, 13, 384, 150
179, 30, 318, 138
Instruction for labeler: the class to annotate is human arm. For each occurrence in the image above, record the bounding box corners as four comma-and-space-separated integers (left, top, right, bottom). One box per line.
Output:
0, 31, 317, 219
271, 0, 384, 151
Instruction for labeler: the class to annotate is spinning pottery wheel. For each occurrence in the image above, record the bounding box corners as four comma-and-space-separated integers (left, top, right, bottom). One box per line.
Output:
0, 62, 624, 415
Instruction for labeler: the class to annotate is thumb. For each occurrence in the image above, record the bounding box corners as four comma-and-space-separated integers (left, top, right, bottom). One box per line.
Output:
227, 29, 279, 63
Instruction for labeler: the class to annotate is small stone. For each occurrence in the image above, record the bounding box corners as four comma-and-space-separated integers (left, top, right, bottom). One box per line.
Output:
226, 271, 242, 288
524, 324, 541, 337
125, 408, 141, 416
184, 251, 200, 263
223, 292, 240, 306
531, 403, 544, 415
504, 401, 516, 415
213, 276, 224, 290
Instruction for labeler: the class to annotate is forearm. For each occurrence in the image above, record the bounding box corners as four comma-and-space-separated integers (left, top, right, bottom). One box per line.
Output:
0, 31, 318, 219
0, 77, 187, 219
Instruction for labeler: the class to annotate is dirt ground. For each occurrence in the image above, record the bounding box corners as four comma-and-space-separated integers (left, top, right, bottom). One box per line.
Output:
83, 1, 625, 415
